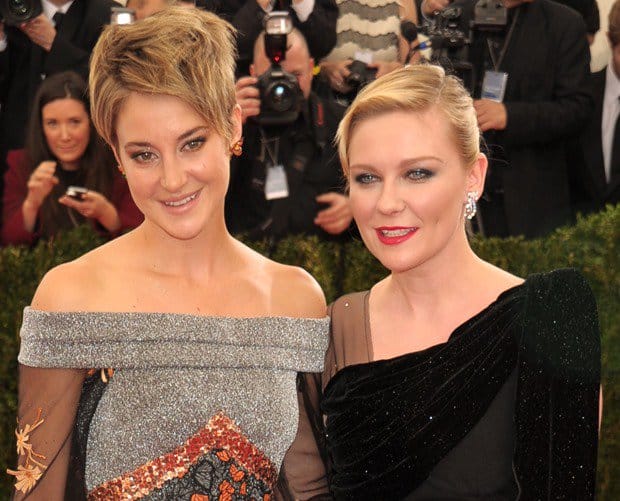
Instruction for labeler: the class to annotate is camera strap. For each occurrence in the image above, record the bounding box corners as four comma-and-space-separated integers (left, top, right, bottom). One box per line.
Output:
309, 95, 327, 151
487, 9, 520, 71
259, 128, 280, 166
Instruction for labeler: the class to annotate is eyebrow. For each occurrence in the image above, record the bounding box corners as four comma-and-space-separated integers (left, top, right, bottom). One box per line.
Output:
123, 126, 208, 149
349, 156, 445, 170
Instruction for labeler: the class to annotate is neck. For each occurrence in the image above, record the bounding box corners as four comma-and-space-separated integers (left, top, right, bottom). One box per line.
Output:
135, 217, 239, 281
386, 231, 486, 313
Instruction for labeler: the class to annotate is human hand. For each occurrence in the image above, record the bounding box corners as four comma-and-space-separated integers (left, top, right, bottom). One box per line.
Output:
25, 160, 58, 210
235, 76, 260, 124
421, 0, 450, 15
320, 59, 353, 93
473, 99, 507, 132
314, 192, 353, 235
59, 189, 122, 232
256, 0, 272, 9
368, 60, 403, 78
19, 14, 56, 51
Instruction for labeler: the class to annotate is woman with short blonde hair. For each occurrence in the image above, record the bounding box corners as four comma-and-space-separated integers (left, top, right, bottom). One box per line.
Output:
8, 7, 328, 500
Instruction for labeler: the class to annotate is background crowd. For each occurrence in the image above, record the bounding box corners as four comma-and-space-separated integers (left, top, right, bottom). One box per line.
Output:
0, 0, 618, 248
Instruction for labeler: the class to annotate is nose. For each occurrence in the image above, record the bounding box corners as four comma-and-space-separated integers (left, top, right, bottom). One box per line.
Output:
376, 180, 406, 215
59, 124, 70, 141
160, 157, 188, 193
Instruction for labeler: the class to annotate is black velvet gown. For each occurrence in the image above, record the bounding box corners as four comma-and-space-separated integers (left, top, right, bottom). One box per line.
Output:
279, 269, 601, 500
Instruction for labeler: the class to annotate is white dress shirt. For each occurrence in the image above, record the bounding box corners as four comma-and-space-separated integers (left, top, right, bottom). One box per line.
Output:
602, 61, 620, 183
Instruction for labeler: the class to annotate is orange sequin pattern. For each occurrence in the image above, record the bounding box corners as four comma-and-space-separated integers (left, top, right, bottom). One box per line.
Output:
88, 411, 277, 500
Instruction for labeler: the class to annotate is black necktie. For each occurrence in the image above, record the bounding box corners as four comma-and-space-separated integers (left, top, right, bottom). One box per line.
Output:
52, 12, 64, 29
610, 97, 620, 183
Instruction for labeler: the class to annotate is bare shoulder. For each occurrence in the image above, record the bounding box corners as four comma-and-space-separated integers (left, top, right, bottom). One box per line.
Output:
31, 238, 126, 312
32, 256, 96, 312
271, 262, 327, 318
480, 260, 524, 291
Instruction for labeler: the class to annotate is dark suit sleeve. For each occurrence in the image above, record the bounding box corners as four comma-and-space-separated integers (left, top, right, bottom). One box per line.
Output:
502, 9, 592, 147
43, 0, 119, 77
233, 0, 337, 69
290, 0, 338, 62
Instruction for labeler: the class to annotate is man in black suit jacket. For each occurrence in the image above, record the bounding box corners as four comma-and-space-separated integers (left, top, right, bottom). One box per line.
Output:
0, 0, 119, 154
420, 0, 592, 238
571, 0, 620, 213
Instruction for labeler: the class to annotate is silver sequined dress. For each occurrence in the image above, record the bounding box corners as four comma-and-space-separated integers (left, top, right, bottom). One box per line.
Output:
17, 307, 329, 500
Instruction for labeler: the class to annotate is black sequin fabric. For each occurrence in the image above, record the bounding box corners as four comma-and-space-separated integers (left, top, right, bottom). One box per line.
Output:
322, 269, 600, 500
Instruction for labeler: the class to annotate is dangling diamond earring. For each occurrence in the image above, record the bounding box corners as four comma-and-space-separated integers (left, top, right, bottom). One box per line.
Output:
464, 191, 478, 220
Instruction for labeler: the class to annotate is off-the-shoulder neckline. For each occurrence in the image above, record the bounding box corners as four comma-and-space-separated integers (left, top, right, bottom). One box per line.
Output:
23, 306, 329, 323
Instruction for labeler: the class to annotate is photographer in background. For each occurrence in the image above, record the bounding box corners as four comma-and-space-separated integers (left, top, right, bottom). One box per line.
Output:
0, 0, 119, 226
420, 0, 592, 238
227, 27, 353, 240
318, 0, 420, 105
230, 0, 338, 77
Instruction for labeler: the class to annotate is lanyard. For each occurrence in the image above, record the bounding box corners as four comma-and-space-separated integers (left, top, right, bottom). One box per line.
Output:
487, 9, 520, 71
259, 128, 280, 166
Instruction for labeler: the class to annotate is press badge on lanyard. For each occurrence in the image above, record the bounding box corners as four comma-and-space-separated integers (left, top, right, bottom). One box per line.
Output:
481, 71, 508, 102
265, 164, 289, 200
482, 10, 519, 103
260, 132, 289, 200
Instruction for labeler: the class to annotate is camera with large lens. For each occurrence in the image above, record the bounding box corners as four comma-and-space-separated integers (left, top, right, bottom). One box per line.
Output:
254, 11, 303, 127
420, 0, 507, 94
345, 60, 377, 93
0, 0, 42, 26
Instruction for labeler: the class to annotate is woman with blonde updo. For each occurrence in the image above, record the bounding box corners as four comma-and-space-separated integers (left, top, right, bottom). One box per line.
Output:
8, 7, 328, 500
280, 64, 601, 500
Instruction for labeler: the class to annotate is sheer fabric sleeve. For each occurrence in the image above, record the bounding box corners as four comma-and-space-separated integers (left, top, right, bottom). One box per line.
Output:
7, 365, 85, 500
277, 371, 332, 500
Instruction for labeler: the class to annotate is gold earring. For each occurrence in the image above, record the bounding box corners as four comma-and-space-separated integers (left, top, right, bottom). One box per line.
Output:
118, 165, 126, 178
230, 138, 243, 157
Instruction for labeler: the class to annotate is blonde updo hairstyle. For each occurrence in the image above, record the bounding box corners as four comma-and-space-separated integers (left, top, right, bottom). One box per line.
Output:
336, 64, 480, 176
89, 7, 238, 148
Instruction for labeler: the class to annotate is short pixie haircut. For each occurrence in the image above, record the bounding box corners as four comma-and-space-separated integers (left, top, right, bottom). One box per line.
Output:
89, 7, 237, 147
336, 64, 480, 175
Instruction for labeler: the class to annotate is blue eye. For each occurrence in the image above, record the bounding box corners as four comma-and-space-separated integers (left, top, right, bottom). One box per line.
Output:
354, 173, 378, 184
407, 168, 434, 181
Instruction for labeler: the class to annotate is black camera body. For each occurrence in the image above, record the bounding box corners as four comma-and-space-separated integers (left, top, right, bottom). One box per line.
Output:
0, 0, 42, 26
257, 66, 302, 127
254, 13, 302, 127
345, 60, 377, 93
420, 0, 507, 94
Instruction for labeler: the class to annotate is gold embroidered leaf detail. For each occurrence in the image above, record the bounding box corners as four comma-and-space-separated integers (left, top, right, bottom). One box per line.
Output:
6, 465, 43, 494
7, 408, 47, 493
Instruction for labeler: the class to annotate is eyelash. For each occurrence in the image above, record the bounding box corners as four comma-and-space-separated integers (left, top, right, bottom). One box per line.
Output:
353, 168, 434, 185
129, 136, 207, 163
182, 136, 206, 151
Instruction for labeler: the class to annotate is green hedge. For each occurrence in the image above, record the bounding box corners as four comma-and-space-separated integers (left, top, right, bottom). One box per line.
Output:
1, 206, 618, 498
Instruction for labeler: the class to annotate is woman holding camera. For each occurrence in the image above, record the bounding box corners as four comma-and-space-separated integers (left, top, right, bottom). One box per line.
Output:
1, 71, 142, 246
7, 8, 328, 500
280, 64, 601, 500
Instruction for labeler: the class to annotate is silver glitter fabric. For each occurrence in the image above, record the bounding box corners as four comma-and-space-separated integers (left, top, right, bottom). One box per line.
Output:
18, 308, 329, 490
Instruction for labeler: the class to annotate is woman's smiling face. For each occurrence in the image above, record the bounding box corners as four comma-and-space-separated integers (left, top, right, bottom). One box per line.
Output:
348, 107, 485, 274
113, 92, 241, 241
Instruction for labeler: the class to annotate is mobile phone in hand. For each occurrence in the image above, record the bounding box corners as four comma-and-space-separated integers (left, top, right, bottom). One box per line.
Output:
65, 186, 88, 201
